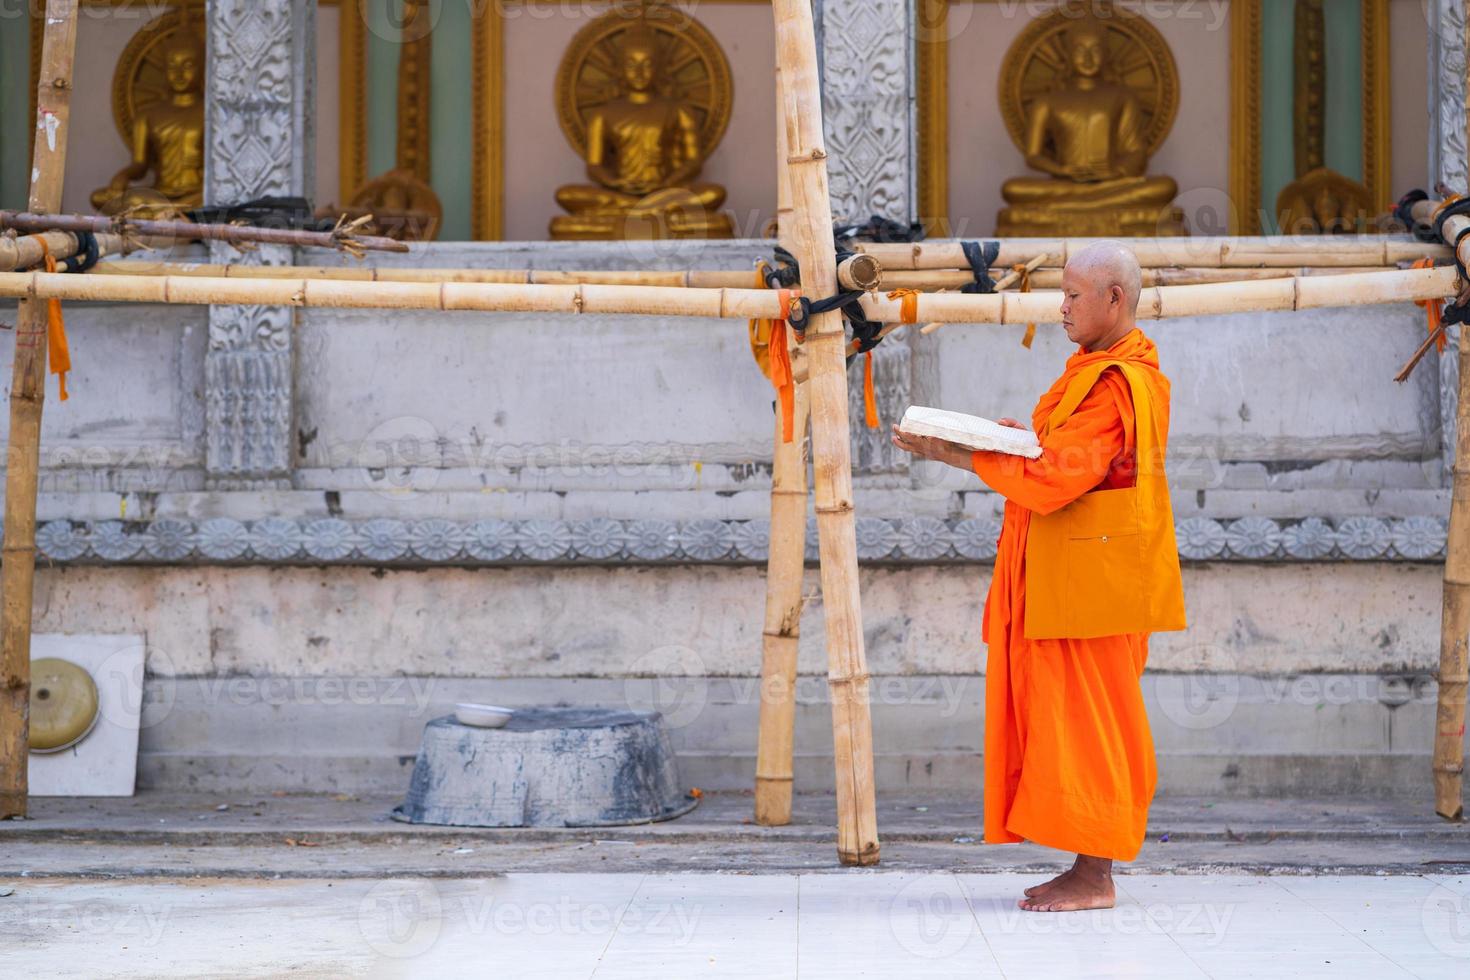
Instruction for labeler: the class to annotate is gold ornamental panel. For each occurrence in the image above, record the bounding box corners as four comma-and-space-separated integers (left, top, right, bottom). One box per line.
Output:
998, 0, 1179, 159
109, 8, 207, 144
555, 2, 733, 163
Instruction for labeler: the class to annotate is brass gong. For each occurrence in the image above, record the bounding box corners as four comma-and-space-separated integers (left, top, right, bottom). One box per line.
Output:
30, 658, 100, 753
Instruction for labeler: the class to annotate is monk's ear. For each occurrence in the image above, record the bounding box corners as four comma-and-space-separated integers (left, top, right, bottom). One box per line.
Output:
1108, 284, 1125, 307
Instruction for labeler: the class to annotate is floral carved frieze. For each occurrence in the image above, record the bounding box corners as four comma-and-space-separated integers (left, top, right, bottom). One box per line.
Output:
29, 515, 1449, 566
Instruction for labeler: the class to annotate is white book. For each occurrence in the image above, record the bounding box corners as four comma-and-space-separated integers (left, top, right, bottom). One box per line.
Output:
898, 405, 1043, 459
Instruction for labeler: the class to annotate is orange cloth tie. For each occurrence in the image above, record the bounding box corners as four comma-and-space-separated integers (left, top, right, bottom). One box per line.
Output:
862, 350, 879, 428
34, 237, 70, 401
1013, 263, 1037, 349
769, 289, 799, 443
886, 288, 920, 324
1412, 258, 1447, 353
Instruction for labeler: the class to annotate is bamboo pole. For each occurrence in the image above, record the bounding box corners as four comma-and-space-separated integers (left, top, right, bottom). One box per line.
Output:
0, 261, 1454, 323
1429, 29, 1470, 821
899, 263, 1459, 331
1, 0, 78, 821
754, 63, 808, 828
0, 263, 1456, 322
0, 271, 787, 316
86, 257, 1399, 292
93, 261, 760, 288
771, 0, 879, 866
0, 230, 132, 273
852, 236, 1447, 270
0, 209, 410, 255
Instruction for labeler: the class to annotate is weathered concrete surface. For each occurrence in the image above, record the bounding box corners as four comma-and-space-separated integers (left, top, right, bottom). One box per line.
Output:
3, 792, 1467, 877
27, 563, 1447, 677
20, 562, 1460, 794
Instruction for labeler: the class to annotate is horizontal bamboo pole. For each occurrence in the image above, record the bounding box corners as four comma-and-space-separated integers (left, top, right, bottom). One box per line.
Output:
0, 209, 410, 255
853, 236, 1448, 270
0, 270, 787, 318
904, 263, 1459, 330
0, 264, 1454, 323
90, 258, 1400, 293
891, 265, 1396, 290
93, 260, 758, 288
0, 230, 132, 272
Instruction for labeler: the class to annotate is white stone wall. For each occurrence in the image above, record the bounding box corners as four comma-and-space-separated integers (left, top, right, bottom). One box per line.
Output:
0, 237, 1460, 794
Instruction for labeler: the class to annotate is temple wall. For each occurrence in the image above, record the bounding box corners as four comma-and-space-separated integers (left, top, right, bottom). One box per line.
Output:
25, 562, 1447, 796
0, 236, 1461, 796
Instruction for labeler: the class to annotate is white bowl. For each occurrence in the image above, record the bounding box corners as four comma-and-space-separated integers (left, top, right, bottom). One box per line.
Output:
454, 703, 514, 728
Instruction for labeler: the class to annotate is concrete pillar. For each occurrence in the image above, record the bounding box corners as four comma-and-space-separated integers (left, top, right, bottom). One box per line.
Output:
202, 0, 316, 487
814, 0, 917, 473
1429, 0, 1466, 483
814, 0, 915, 226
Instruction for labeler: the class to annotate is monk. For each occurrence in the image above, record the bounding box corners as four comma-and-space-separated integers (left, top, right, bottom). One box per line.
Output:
892, 241, 1185, 912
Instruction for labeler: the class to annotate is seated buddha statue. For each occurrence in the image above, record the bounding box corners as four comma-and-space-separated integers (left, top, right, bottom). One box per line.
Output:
1275, 166, 1374, 235
91, 28, 205, 217
551, 24, 733, 240
997, 16, 1184, 237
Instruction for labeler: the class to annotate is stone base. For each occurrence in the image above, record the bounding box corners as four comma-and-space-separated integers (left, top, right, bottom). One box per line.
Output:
550, 210, 735, 241
996, 204, 1188, 238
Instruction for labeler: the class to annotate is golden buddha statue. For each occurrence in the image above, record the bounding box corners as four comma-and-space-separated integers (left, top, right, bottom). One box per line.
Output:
551, 12, 734, 240
91, 27, 205, 216
996, 8, 1185, 237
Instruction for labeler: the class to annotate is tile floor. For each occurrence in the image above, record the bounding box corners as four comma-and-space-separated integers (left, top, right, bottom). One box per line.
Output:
2, 872, 1466, 978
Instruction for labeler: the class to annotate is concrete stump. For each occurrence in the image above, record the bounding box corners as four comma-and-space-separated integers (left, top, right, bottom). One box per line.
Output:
392, 707, 698, 828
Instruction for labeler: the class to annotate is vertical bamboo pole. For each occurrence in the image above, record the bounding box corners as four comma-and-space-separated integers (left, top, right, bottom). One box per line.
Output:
1432, 7, 1470, 822
754, 65, 810, 827
1, 0, 79, 820
770, 0, 879, 865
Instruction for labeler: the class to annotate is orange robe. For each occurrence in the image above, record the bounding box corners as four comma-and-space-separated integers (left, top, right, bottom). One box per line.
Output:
971, 328, 1162, 861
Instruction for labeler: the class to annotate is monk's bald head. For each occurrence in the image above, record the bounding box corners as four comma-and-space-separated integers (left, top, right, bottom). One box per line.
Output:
1059, 241, 1142, 351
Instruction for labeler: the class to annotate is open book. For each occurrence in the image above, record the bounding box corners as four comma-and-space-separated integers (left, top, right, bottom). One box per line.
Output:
898, 405, 1043, 459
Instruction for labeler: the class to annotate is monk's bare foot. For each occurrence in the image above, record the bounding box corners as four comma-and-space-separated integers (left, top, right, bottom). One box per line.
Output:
1022, 868, 1074, 898
1018, 855, 1115, 912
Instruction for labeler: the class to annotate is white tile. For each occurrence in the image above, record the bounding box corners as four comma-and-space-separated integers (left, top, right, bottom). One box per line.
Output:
798, 872, 1004, 979
592, 874, 798, 979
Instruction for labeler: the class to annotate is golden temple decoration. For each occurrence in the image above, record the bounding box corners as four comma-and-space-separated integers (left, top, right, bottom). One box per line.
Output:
329, 168, 443, 242
396, 0, 433, 183
90, 9, 207, 216
995, 1, 1183, 238
550, 1, 735, 240
1275, 0, 1373, 234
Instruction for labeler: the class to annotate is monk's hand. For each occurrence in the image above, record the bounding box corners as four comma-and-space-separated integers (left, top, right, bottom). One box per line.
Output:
996, 417, 1029, 430
891, 424, 968, 468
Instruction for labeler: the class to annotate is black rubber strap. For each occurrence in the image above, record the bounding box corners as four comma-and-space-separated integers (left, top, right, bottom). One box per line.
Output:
1395, 189, 1433, 242
959, 240, 1000, 294
57, 230, 100, 273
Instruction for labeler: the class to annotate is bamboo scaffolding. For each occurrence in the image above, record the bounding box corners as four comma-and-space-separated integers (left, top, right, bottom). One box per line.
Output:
85, 258, 1399, 292
0, 209, 410, 255
1428, 27, 1470, 821
852, 235, 1447, 270
771, 0, 880, 867
2, 263, 1450, 323
754, 63, 808, 828
0, 0, 78, 821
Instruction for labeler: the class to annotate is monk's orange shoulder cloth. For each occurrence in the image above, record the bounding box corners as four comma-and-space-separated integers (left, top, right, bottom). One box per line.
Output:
1023, 345, 1186, 640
